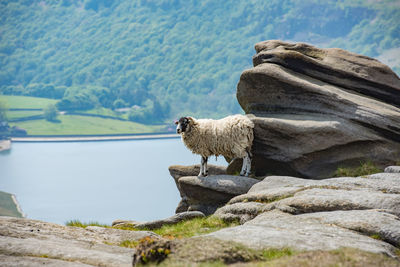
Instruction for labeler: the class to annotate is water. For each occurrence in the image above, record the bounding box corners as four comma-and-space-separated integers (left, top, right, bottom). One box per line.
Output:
0, 138, 226, 225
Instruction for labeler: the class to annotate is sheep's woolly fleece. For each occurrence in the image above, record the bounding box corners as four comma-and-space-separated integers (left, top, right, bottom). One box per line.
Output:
181, 114, 254, 159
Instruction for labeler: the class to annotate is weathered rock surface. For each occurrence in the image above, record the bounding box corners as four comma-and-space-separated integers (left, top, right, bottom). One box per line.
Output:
176, 175, 260, 215
386, 166, 400, 173
111, 219, 141, 227
212, 170, 400, 258
169, 164, 227, 180
233, 40, 400, 178
217, 172, 400, 223
209, 210, 399, 257
0, 216, 157, 266
169, 164, 227, 213
134, 211, 205, 230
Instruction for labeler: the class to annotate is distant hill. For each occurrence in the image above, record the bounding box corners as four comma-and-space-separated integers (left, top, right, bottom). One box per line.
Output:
1, 0, 399, 122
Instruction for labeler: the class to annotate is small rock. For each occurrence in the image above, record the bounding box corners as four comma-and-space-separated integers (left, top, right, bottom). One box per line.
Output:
111, 219, 141, 227
215, 202, 266, 224
384, 166, 400, 173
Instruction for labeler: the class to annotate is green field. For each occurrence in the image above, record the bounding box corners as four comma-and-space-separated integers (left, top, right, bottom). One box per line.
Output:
1, 95, 167, 135
9, 115, 164, 135
7, 110, 43, 120
0, 95, 57, 109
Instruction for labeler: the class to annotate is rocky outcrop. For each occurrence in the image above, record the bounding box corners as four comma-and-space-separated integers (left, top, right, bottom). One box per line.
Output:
209, 210, 400, 257
211, 170, 400, 258
169, 168, 260, 215
216, 172, 400, 223
0, 216, 157, 266
169, 165, 227, 213
233, 40, 400, 178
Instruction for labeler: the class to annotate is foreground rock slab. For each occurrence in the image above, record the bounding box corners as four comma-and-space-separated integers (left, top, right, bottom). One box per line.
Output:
217, 172, 400, 223
209, 210, 399, 257
0, 216, 157, 267
212, 170, 400, 258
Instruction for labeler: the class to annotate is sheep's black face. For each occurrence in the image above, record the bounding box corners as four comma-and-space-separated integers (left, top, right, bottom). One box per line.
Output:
175, 117, 190, 134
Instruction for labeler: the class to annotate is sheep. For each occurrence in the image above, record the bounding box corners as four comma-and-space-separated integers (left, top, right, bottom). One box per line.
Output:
175, 114, 254, 177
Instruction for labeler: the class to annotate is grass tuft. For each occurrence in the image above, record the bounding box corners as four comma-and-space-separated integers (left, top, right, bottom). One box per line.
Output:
65, 220, 109, 228
334, 161, 382, 177
119, 240, 140, 248
150, 216, 239, 239
66, 216, 238, 239
261, 248, 293, 261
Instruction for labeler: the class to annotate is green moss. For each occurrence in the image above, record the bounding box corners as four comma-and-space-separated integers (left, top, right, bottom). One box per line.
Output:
119, 240, 140, 248
369, 234, 383, 241
253, 194, 294, 204
113, 224, 138, 231
334, 161, 382, 177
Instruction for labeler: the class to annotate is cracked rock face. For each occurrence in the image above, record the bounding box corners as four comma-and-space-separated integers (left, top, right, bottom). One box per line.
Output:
0, 216, 157, 267
171, 172, 260, 215
212, 170, 400, 258
209, 210, 399, 257
234, 40, 400, 178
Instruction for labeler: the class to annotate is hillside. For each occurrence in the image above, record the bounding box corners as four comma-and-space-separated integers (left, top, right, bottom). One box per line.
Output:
1, 0, 399, 123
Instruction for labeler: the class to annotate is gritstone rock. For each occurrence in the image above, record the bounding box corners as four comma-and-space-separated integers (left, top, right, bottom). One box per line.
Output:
176, 174, 260, 215
0, 216, 157, 267
232, 40, 400, 178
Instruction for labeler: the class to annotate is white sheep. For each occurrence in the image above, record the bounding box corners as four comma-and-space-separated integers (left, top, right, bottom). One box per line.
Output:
175, 114, 254, 177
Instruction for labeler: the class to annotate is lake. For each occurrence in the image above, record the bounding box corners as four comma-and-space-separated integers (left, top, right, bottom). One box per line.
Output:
0, 138, 226, 225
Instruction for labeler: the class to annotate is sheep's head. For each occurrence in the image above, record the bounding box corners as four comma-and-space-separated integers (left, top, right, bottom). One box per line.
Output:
175, 117, 194, 134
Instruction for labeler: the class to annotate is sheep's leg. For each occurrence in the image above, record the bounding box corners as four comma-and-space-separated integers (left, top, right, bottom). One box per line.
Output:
245, 151, 252, 176
240, 151, 252, 177
199, 156, 204, 177
204, 156, 208, 176
199, 156, 208, 177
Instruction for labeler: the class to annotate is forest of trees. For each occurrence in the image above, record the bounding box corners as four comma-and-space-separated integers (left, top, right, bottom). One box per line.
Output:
0, 0, 399, 123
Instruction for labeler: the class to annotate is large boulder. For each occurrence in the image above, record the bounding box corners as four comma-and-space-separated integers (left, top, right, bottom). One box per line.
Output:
234, 40, 400, 178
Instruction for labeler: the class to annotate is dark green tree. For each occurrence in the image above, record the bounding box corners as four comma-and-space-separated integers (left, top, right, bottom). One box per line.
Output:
43, 104, 58, 122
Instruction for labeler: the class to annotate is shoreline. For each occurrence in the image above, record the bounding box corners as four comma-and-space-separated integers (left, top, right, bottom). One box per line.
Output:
0, 139, 11, 152
11, 133, 180, 142
11, 194, 26, 218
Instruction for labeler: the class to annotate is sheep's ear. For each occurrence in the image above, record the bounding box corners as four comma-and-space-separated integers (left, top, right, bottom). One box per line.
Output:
187, 117, 195, 124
